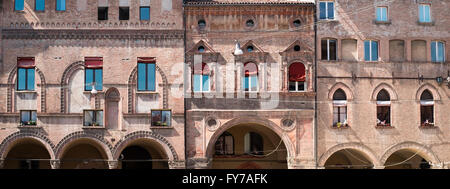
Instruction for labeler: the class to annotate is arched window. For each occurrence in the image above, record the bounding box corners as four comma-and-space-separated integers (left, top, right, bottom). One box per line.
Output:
243, 62, 258, 92
193, 63, 210, 92
288, 63, 306, 92
420, 90, 434, 126
244, 132, 263, 155
333, 89, 348, 127
376, 89, 391, 126
215, 132, 234, 155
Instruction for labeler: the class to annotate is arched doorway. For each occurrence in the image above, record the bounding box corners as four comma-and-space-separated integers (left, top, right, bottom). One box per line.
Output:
384, 149, 431, 169
59, 139, 109, 169
324, 149, 374, 169
210, 123, 288, 169
105, 88, 120, 130
3, 139, 52, 169
116, 139, 169, 169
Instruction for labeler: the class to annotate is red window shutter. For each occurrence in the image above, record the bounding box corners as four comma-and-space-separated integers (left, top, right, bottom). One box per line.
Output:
85, 57, 103, 68
17, 57, 35, 68
138, 57, 156, 63
289, 63, 306, 82
193, 63, 210, 75
244, 62, 258, 76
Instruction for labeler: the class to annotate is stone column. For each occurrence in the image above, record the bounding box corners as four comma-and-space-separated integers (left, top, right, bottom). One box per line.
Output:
0, 159, 4, 169
373, 165, 385, 169
168, 160, 186, 169
50, 159, 61, 169
287, 157, 317, 169
108, 160, 119, 169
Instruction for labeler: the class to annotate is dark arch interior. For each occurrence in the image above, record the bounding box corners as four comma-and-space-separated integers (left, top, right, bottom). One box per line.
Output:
120, 145, 153, 169
384, 149, 431, 169
333, 89, 347, 100
60, 142, 108, 169
324, 149, 373, 169
377, 89, 390, 101
4, 140, 51, 169
420, 90, 433, 101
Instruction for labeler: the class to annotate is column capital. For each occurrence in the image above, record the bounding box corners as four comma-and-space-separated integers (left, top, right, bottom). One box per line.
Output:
0, 159, 4, 169
50, 159, 61, 169
108, 160, 119, 169
168, 160, 186, 169
187, 158, 211, 169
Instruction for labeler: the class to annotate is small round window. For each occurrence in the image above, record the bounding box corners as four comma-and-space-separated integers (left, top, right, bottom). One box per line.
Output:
198, 19, 206, 29
247, 46, 254, 52
246, 19, 255, 27
294, 45, 301, 51
198, 46, 205, 52
293, 19, 301, 27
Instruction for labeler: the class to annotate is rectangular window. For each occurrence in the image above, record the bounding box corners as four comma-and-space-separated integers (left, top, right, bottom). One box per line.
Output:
289, 81, 305, 92
119, 7, 129, 20
333, 106, 347, 126
15, 0, 24, 11
98, 7, 108, 20
321, 39, 337, 61
137, 63, 156, 91
420, 105, 434, 126
84, 110, 103, 126
140, 6, 150, 20
431, 41, 445, 63
56, 0, 65, 11
243, 75, 258, 92
319, 1, 334, 20
376, 6, 388, 22
17, 58, 36, 91
376, 106, 391, 126
20, 110, 37, 126
419, 4, 431, 23
36, 0, 45, 11
151, 110, 171, 126
84, 57, 103, 91
193, 74, 210, 92
364, 40, 379, 61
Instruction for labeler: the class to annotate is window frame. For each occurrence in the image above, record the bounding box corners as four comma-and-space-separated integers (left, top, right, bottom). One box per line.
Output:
140, 6, 150, 21
35, 0, 45, 12
244, 132, 264, 155
98, 7, 109, 20
364, 40, 379, 62
376, 6, 388, 22
151, 109, 172, 127
288, 63, 307, 92
137, 62, 156, 92
84, 68, 103, 91
119, 6, 130, 20
56, 0, 66, 11
214, 132, 235, 155
15, 0, 25, 11
243, 63, 259, 92
83, 109, 104, 127
193, 74, 210, 92
321, 38, 337, 61
319, 1, 335, 20
20, 110, 37, 126
332, 89, 348, 127
419, 4, 432, 23
17, 67, 35, 91
431, 41, 445, 63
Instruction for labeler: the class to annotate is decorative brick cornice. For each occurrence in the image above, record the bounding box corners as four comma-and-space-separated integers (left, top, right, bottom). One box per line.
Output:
2, 29, 184, 40
112, 131, 179, 161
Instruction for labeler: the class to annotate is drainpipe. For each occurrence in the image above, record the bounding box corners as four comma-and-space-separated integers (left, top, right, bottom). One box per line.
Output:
313, 4, 318, 169
183, 2, 188, 169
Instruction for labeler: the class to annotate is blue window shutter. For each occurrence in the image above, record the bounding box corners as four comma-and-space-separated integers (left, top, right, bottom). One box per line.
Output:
147, 64, 156, 91
319, 2, 326, 19
85, 69, 93, 91
193, 74, 201, 92
437, 42, 444, 62
202, 75, 209, 91
15, 0, 24, 11
364, 41, 370, 61
17, 68, 26, 90
419, 5, 424, 22
243, 76, 249, 91
371, 41, 378, 61
431, 41, 437, 62
95, 69, 102, 90
137, 63, 146, 90
376, 7, 382, 21
250, 75, 258, 90
27, 68, 35, 90
57, 0, 66, 11
140, 7, 150, 20
424, 5, 430, 22
327, 2, 334, 19
36, 0, 45, 11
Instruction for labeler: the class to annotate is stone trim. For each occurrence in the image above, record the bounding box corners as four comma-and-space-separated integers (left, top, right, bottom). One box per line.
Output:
112, 131, 179, 161
60, 61, 84, 113
318, 142, 381, 167
371, 82, 399, 101
0, 131, 55, 159
379, 141, 441, 166
54, 131, 113, 159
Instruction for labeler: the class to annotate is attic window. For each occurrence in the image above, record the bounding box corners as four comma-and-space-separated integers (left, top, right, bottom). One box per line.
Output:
198, 19, 206, 29
246, 19, 255, 27
294, 45, 301, 51
119, 7, 130, 20
247, 46, 254, 52
198, 46, 205, 52
293, 19, 301, 27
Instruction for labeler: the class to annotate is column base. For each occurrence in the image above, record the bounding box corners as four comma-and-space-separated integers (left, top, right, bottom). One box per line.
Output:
169, 160, 186, 169
186, 158, 211, 169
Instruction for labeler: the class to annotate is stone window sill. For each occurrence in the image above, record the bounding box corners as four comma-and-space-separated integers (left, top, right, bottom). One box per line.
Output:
18, 125, 41, 129
417, 21, 435, 26
150, 126, 174, 129
331, 124, 350, 129
375, 124, 394, 129
136, 91, 159, 94
82, 126, 105, 129
419, 124, 437, 129
15, 90, 37, 94
374, 20, 392, 25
